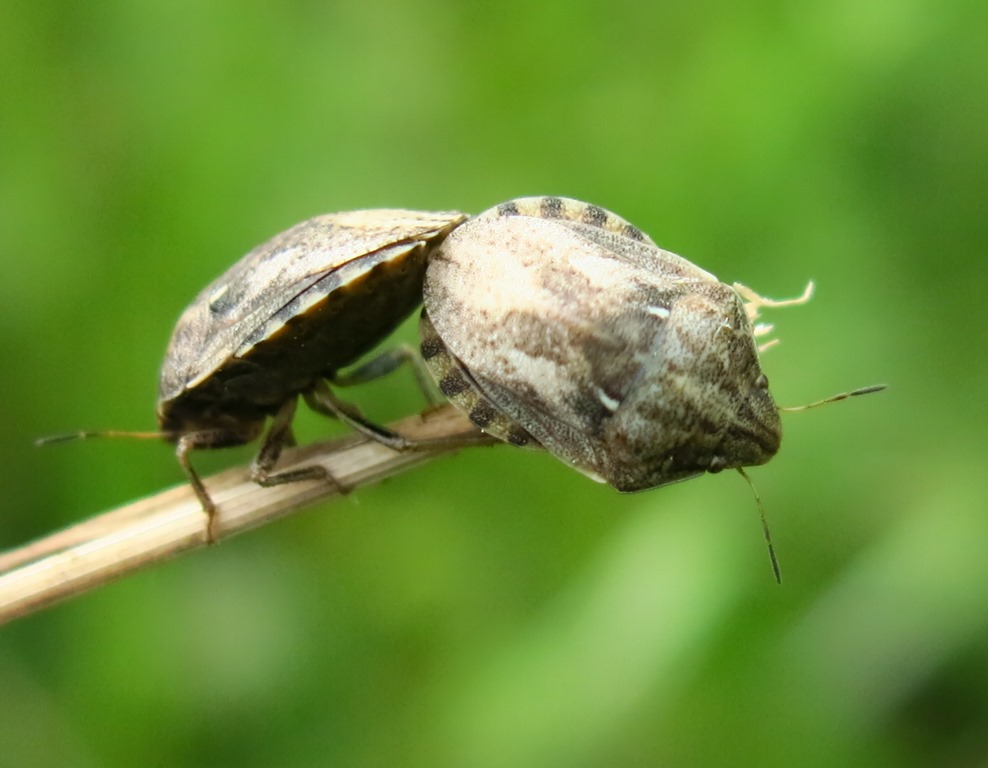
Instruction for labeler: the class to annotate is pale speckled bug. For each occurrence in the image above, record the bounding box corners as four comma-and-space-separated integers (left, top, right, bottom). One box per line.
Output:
420, 197, 883, 577
420, 196, 797, 488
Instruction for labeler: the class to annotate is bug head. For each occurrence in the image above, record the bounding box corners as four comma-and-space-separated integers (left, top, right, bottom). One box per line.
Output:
595, 283, 782, 492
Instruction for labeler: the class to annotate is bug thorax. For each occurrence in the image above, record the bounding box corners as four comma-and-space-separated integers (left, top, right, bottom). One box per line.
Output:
595, 284, 782, 492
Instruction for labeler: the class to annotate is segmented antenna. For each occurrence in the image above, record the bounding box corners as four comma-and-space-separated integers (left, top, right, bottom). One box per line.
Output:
35, 430, 167, 446
780, 384, 887, 412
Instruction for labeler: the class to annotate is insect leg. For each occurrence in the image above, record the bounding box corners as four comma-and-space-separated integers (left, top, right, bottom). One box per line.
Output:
734, 281, 814, 324
175, 435, 217, 539
306, 380, 497, 452
250, 397, 348, 492
330, 343, 442, 405
175, 425, 260, 543
305, 380, 412, 450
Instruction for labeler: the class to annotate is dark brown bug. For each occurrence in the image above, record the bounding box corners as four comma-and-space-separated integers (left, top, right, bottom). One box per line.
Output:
156, 208, 466, 533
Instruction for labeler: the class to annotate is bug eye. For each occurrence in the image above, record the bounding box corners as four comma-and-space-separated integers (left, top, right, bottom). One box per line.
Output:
708, 455, 727, 473
755, 373, 769, 390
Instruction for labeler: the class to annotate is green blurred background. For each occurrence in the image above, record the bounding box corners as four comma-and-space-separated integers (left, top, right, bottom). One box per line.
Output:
2, 1, 986, 766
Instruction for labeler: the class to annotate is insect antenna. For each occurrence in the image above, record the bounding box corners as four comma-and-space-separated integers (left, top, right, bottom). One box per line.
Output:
780, 384, 887, 412
738, 384, 886, 582
35, 430, 168, 447
736, 467, 781, 584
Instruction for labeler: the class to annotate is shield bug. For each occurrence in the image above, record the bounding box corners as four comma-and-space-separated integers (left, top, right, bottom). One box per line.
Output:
420, 196, 882, 557
45, 209, 467, 539
157, 207, 468, 531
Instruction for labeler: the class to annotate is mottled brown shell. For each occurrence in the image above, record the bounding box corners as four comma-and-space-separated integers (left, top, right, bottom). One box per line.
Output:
421, 196, 780, 491
159, 209, 466, 437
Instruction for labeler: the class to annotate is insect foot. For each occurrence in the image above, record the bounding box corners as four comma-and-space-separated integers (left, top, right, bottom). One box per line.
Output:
421, 196, 816, 491
157, 208, 467, 539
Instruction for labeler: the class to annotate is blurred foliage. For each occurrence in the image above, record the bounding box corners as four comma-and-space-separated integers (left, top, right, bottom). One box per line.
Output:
2, 1, 986, 766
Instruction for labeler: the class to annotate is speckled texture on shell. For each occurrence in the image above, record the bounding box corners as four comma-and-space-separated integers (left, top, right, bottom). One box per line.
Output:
421, 196, 780, 491
159, 209, 466, 437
